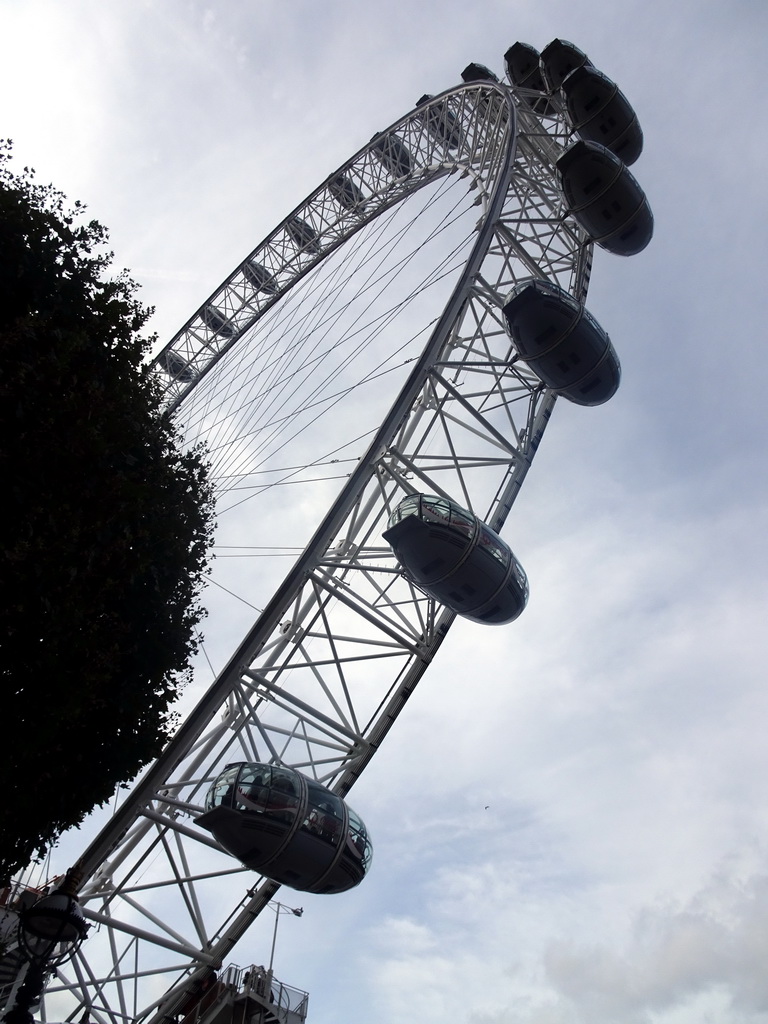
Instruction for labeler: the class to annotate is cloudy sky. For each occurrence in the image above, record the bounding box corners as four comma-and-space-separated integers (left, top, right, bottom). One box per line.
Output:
3, 1, 768, 1023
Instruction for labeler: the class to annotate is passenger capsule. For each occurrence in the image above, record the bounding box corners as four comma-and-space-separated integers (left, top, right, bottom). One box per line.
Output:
503, 42, 553, 114
329, 174, 367, 213
562, 65, 643, 165
416, 95, 461, 149
460, 64, 506, 120
203, 305, 235, 338
461, 62, 499, 84
540, 38, 591, 91
502, 278, 620, 406
287, 216, 321, 255
198, 762, 372, 895
160, 349, 196, 382
243, 261, 278, 295
371, 132, 412, 178
557, 139, 653, 256
383, 494, 528, 625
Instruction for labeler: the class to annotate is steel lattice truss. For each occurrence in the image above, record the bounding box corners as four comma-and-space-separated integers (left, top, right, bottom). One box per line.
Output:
6, 82, 593, 1024
158, 84, 515, 415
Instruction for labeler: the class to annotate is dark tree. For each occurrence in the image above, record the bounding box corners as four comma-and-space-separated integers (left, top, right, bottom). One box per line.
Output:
0, 143, 215, 882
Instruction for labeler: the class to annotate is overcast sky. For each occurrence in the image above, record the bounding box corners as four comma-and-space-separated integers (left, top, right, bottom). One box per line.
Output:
3, 1, 768, 1023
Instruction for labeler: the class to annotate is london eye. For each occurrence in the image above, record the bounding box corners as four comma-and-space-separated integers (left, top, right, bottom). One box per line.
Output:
0, 38, 652, 1024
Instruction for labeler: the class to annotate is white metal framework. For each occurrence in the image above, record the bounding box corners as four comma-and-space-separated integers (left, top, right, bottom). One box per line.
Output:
3, 78, 592, 1024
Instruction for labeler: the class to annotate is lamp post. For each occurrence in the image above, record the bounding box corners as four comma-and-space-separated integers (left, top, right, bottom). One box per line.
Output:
4, 871, 88, 1024
266, 901, 303, 976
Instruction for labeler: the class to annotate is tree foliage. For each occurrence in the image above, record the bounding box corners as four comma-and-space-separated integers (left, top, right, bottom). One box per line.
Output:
0, 142, 215, 882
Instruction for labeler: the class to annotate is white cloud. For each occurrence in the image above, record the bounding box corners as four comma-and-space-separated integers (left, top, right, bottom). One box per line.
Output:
541, 873, 768, 1023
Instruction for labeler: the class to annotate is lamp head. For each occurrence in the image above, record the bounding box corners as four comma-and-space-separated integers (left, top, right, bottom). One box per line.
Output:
19, 891, 88, 965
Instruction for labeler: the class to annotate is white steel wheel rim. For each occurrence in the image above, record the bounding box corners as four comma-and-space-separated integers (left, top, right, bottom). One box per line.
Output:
29, 80, 594, 1024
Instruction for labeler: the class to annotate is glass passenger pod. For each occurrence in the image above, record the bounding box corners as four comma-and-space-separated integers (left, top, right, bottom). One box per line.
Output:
556, 139, 653, 256
502, 278, 620, 406
416, 95, 462, 150
160, 349, 196, 383
287, 216, 321, 255
461, 62, 500, 84
202, 305, 235, 339
382, 494, 528, 625
329, 174, 367, 214
243, 260, 279, 295
540, 38, 592, 91
460, 65, 505, 120
504, 43, 554, 115
562, 65, 643, 165
198, 763, 372, 894
371, 132, 412, 178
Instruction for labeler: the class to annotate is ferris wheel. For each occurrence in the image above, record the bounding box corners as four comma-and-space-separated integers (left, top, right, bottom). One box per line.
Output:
1, 39, 652, 1024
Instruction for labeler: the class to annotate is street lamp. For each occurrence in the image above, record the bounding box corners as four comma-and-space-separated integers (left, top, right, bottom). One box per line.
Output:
267, 901, 303, 975
4, 872, 88, 1024
19, 890, 88, 965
